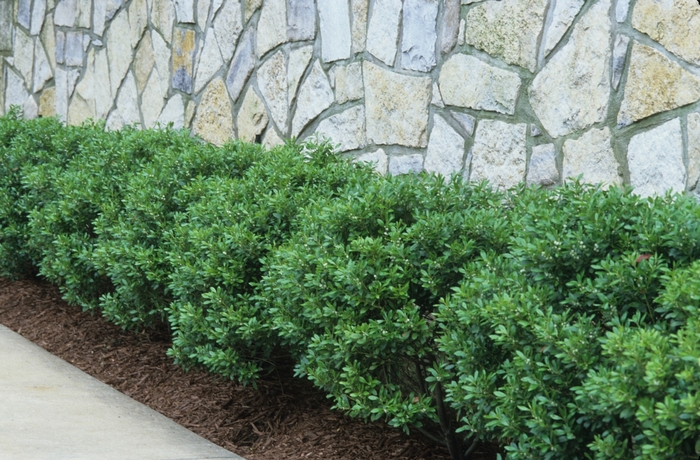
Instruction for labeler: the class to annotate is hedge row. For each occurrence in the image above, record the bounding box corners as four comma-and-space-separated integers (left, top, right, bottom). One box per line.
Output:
3, 109, 700, 459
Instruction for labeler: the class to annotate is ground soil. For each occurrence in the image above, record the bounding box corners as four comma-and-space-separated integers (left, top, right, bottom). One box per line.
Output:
0, 276, 499, 460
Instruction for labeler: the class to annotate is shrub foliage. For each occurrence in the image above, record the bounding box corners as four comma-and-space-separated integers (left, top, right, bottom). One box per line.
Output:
2, 110, 700, 459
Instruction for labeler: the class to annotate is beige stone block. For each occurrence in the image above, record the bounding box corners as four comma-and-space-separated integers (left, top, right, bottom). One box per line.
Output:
237, 86, 269, 143
172, 28, 197, 93
257, 50, 288, 132
133, 33, 155, 94
334, 61, 363, 104
470, 120, 527, 190
687, 112, 700, 189
38, 87, 56, 118
193, 78, 235, 145
562, 127, 621, 188
632, 0, 700, 66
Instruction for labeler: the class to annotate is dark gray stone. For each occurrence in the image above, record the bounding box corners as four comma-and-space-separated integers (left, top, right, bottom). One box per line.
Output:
172, 66, 193, 93
287, 0, 316, 41
0, 1, 13, 51
55, 31, 65, 64
439, 0, 459, 54
225, 28, 255, 102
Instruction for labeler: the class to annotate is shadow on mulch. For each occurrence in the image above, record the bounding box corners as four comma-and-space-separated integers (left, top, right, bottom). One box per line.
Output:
0, 276, 500, 460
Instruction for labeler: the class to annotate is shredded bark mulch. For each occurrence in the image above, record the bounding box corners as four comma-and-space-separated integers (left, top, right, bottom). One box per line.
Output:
0, 276, 499, 460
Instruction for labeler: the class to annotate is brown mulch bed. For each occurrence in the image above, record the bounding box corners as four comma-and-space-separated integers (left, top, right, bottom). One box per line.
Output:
0, 276, 499, 460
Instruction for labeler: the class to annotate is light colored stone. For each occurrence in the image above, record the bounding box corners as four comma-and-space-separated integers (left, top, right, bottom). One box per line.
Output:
366, 0, 402, 65
30, 0, 46, 35
465, 0, 548, 72
150, 0, 175, 43
24, 95, 38, 119
318, 0, 352, 63
76, 0, 91, 28
194, 28, 224, 94
106, 9, 133, 97
142, 68, 168, 128
439, 54, 521, 115
245, 0, 263, 22
617, 42, 700, 127
54, 0, 77, 26
351, 0, 369, 53
197, 0, 211, 30
256, 0, 287, 57
424, 114, 465, 177
529, 0, 611, 138
470, 120, 527, 190
334, 62, 363, 104
157, 94, 186, 129
530, 124, 541, 137
632, 0, 700, 66
543, 0, 584, 56
93, 0, 107, 36
237, 86, 269, 142
55, 30, 65, 64
257, 50, 288, 132
171, 27, 197, 93
527, 143, 559, 186
364, 61, 431, 148
0, 1, 13, 51
0, 62, 4, 116
5, 69, 29, 114
287, 0, 316, 41
431, 81, 444, 108
314, 105, 366, 151
105, 0, 126, 21
225, 28, 255, 102
193, 77, 235, 145
355, 149, 388, 174
18, 0, 31, 29
450, 111, 475, 137
687, 112, 700, 189
401, 0, 438, 72
54, 67, 80, 121
14, 28, 34, 84
562, 127, 621, 187
128, 0, 149, 48
185, 100, 196, 127
616, 0, 630, 22
262, 127, 285, 148
292, 60, 334, 137
389, 154, 423, 175
134, 33, 155, 93
106, 72, 141, 130
33, 40, 53, 93
214, 0, 243, 62
151, 31, 171, 95
612, 34, 629, 90
628, 118, 685, 198
41, 15, 56, 71
174, 0, 195, 23
440, 0, 460, 54
458, 18, 465, 45
38, 86, 56, 117
288, 45, 313, 105
68, 50, 96, 125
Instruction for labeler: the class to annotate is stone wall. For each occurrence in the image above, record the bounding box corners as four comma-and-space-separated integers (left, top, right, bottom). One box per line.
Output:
2, 0, 700, 196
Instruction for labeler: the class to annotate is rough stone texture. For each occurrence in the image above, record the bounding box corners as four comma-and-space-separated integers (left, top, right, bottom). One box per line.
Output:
128, 0, 149, 51
440, 0, 460, 55
616, 0, 630, 22
41, 15, 56, 71
237, 86, 269, 142
529, 0, 612, 138
618, 42, 700, 127
225, 28, 255, 102
334, 62, 363, 104
107, 71, 141, 129
174, 0, 195, 23
611, 34, 629, 90
530, 124, 541, 137
464, 0, 548, 72
288, 45, 313, 106
315, 105, 366, 152
194, 28, 224, 94
151, 31, 171, 95
14, 28, 34, 84
458, 18, 465, 45
288, 0, 316, 41
366, 0, 403, 66
68, 50, 96, 124
351, 0, 369, 53
562, 127, 621, 187
33, 41, 53, 93
318, 0, 352, 63
400, 0, 438, 72
292, 60, 334, 137
257, 50, 288, 132
424, 114, 465, 177
364, 61, 431, 148
262, 127, 285, 148
30, 0, 47, 35
245, 0, 262, 21
54, 67, 80, 121
256, 0, 287, 57
687, 112, 700, 190
4, 69, 29, 115
356, 149, 388, 174
632, 0, 700, 66
214, 0, 243, 63
172, 27, 197, 93
142, 67, 168, 128
439, 54, 521, 115
93, 0, 107, 36
543, 0, 584, 56
38, 86, 56, 118
197, 0, 211, 30
134, 34, 155, 93
628, 118, 685, 198
527, 143, 559, 186
157, 94, 186, 129
150, 0, 175, 43
389, 154, 423, 175
450, 111, 475, 137
193, 77, 235, 145
76, 0, 92, 28
185, 100, 196, 127
105, 0, 126, 21
470, 120, 527, 189
431, 82, 444, 108
0, 1, 13, 51
24, 95, 38, 119
106, 9, 133, 97
54, 0, 78, 27
18, 0, 32, 30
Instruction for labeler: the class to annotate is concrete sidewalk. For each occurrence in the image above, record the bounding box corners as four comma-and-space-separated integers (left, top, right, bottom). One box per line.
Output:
0, 324, 245, 460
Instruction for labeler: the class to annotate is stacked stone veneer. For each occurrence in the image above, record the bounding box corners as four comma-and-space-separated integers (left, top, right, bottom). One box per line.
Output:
3, 0, 700, 196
